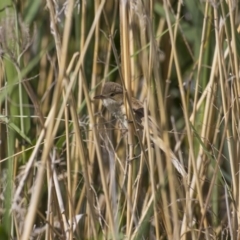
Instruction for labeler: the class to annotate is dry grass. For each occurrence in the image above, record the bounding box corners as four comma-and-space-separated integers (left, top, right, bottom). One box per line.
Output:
0, 0, 240, 239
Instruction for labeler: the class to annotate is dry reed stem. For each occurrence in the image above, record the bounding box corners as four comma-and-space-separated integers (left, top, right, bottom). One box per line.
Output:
144, 101, 160, 239
119, 1, 134, 236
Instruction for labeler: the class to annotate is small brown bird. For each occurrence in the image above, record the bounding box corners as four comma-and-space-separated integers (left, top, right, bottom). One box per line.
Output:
94, 82, 144, 130
94, 82, 187, 177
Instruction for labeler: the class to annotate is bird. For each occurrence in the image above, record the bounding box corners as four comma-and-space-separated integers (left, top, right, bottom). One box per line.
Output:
94, 82, 128, 127
94, 82, 187, 177
94, 82, 146, 132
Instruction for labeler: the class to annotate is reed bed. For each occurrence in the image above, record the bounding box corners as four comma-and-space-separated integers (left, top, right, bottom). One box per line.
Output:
0, 0, 240, 239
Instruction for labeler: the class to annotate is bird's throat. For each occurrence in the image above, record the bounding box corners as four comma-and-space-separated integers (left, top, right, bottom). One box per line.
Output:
103, 98, 128, 128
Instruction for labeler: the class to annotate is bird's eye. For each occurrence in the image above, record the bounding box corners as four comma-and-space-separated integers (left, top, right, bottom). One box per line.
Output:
110, 93, 115, 97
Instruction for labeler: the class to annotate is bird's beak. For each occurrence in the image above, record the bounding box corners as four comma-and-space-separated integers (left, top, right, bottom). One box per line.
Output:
93, 94, 106, 100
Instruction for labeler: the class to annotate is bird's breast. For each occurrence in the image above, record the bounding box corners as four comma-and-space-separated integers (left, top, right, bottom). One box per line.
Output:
102, 99, 128, 128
